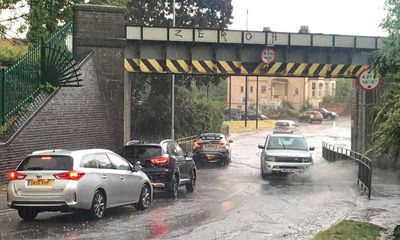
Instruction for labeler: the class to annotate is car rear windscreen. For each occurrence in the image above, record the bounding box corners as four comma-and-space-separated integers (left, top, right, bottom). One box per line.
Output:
17, 156, 73, 171
122, 146, 162, 163
275, 122, 289, 126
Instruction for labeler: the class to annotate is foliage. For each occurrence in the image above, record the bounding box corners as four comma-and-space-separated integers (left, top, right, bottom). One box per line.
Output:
313, 220, 382, 240
335, 79, 352, 102
0, 40, 27, 67
302, 100, 313, 112
134, 86, 223, 140
371, 0, 400, 158
277, 100, 298, 118
322, 95, 335, 103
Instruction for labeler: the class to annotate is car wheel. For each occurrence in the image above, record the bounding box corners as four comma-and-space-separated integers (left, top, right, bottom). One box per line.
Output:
167, 174, 179, 199
186, 169, 196, 193
135, 184, 151, 211
89, 190, 106, 220
17, 207, 38, 221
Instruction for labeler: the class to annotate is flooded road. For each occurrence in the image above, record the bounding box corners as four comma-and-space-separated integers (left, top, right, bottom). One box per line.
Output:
1, 117, 398, 240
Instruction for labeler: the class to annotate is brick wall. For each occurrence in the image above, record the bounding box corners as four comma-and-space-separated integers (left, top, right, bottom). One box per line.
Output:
0, 5, 127, 181
0, 54, 121, 181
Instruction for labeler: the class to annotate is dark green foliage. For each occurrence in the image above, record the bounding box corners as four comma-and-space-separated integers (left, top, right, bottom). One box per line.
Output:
302, 100, 313, 112
371, 0, 400, 158
335, 79, 352, 102
134, 85, 223, 140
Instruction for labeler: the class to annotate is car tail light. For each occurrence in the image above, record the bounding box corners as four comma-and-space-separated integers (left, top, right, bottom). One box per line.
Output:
194, 140, 202, 149
8, 171, 26, 180
219, 141, 226, 149
53, 170, 85, 181
150, 157, 170, 166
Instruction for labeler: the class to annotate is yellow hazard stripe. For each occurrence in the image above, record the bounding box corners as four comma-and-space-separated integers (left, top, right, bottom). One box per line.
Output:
204, 60, 216, 72
219, 61, 234, 74
124, 59, 134, 72
148, 59, 163, 73
308, 64, 319, 75
267, 63, 282, 74
177, 60, 190, 72
294, 64, 307, 75
139, 60, 150, 73
331, 64, 344, 76
166, 60, 178, 73
192, 60, 206, 73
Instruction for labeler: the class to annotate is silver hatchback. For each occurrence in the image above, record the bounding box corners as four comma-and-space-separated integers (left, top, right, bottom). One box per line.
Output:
7, 149, 153, 220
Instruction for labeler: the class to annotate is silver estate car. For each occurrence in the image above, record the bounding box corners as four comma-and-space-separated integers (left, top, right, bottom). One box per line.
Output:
258, 134, 314, 178
7, 149, 153, 220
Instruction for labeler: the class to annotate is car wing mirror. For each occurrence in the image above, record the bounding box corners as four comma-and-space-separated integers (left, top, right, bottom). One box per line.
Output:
185, 152, 194, 158
134, 161, 142, 171
309, 147, 315, 151
229, 140, 233, 143
258, 144, 264, 149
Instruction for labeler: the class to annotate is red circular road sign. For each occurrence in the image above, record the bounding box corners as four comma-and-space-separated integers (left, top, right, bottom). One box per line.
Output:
260, 48, 276, 64
356, 68, 382, 92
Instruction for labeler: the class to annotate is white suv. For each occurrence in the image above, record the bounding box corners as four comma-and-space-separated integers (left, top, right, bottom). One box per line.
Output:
259, 134, 314, 178
7, 149, 152, 220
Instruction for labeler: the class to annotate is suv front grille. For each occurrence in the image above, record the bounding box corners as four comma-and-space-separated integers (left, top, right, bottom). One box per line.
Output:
276, 157, 302, 163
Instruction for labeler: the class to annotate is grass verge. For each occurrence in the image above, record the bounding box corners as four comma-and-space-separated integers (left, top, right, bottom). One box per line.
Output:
0, 182, 7, 191
223, 120, 276, 134
313, 220, 383, 240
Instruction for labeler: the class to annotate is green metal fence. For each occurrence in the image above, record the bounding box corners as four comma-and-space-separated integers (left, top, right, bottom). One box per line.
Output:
0, 20, 77, 126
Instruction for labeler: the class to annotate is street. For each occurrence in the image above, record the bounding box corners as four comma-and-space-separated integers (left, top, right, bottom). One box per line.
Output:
0, 117, 396, 240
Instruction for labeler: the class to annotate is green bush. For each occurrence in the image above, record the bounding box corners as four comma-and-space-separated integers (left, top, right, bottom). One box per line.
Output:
0, 42, 27, 67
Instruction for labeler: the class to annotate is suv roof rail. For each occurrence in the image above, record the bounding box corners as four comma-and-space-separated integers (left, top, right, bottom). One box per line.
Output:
31, 149, 68, 154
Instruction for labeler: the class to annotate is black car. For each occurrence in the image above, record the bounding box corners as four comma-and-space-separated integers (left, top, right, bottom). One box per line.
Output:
192, 133, 233, 166
121, 139, 197, 198
241, 112, 267, 120
317, 108, 338, 120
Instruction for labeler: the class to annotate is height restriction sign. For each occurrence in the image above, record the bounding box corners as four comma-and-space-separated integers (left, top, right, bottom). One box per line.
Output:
260, 48, 276, 64
356, 68, 382, 92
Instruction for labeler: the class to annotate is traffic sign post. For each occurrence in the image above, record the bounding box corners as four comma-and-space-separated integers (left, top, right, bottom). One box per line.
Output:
356, 69, 382, 92
260, 48, 276, 64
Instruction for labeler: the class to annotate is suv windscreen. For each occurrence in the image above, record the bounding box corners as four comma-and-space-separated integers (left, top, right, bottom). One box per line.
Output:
17, 155, 73, 171
122, 145, 162, 164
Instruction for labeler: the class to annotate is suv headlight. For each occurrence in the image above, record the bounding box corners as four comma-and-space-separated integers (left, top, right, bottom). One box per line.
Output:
301, 157, 312, 163
265, 156, 276, 162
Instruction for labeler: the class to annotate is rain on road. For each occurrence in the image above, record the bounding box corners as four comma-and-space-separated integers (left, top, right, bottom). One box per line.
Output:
0, 118, 371, 240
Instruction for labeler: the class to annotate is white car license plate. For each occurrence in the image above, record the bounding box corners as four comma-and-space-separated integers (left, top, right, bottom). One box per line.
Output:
203, 144, 217, 150
281, 169, 296, 173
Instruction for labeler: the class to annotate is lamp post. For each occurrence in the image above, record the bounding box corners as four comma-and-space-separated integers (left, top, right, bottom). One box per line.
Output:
171, 0, 176, 140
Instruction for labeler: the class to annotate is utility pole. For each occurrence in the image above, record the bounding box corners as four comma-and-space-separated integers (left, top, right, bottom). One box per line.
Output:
171, 0, 176, 140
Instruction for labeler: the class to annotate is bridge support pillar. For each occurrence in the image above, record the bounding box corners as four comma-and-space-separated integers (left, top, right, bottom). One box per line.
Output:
73, 4, 127, 151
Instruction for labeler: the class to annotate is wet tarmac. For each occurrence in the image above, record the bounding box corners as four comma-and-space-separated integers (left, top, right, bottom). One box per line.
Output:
1, 117, 399, 240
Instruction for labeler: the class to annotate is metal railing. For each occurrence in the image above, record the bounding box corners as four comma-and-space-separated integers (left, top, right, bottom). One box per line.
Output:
176, 135, 197, 154
0, 20, 73, 126
322, 141, 372, 199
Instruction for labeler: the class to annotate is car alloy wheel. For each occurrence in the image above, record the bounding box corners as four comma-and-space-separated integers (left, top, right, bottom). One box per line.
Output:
186, 169, 196, 193
135, 184, 151, 210
90, 190, 106, 220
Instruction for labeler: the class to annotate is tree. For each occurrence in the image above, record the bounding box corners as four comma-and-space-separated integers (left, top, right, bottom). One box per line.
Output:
127, 0, 233, 139
26, 0, 128, 45
0, 0, 25, 38
371, 0, 400, 158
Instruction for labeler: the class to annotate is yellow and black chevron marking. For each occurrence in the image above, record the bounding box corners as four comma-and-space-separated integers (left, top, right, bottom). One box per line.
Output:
124, 58, 369, 78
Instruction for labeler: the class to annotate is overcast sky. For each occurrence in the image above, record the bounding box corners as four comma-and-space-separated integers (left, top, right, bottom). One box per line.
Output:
230, 0, 387, 36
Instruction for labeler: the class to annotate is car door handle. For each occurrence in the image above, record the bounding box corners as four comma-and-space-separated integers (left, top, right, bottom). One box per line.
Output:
120, 176, 125, 180
102, 175, 107, 180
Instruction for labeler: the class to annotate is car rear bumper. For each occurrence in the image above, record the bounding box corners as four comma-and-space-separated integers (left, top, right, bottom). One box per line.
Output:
193, 151, 228, 163
142, 169, 173, 190
263, 162, 312, 173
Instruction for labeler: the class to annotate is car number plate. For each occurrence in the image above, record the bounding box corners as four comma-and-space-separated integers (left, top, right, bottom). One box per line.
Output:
280, 169, 296, 173
203, 144, 217, 150
29, 179, 54, 186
